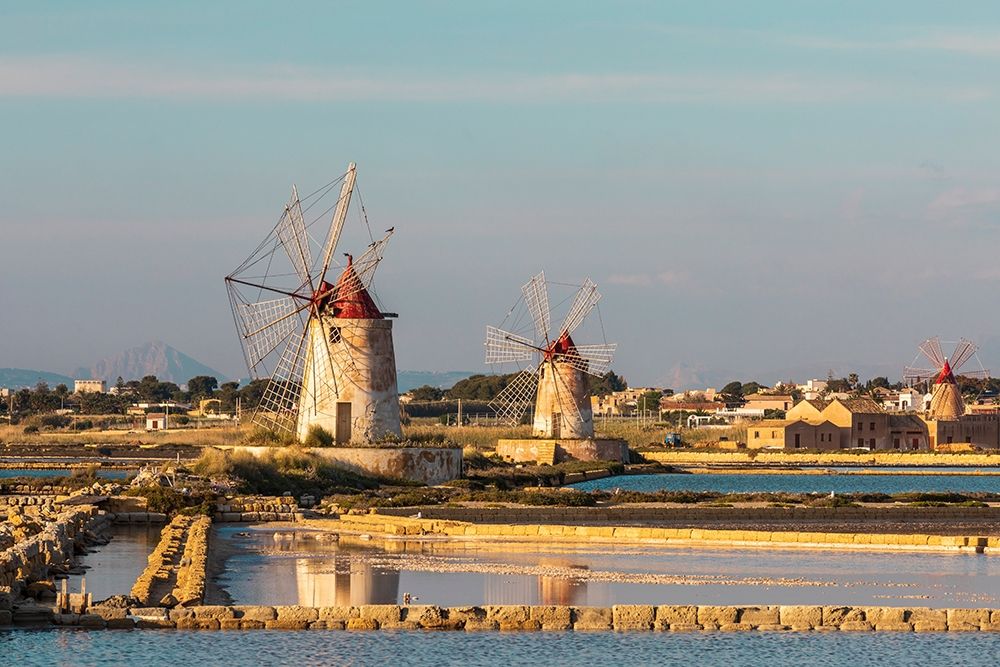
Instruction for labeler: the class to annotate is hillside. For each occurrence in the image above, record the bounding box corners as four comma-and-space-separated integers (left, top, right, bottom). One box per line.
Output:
0, 368, 75, 390
72, 341, 227, 385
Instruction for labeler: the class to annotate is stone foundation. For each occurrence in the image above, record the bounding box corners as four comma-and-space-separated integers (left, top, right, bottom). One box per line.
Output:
43, 604, 1000, 632
496, 438, 629, 464
130, 515, 211, 607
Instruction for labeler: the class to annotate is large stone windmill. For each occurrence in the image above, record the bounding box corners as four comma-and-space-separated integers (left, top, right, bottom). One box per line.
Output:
903, 337, 989, 420
225, 163, 402, 444
485, 272, 627, 463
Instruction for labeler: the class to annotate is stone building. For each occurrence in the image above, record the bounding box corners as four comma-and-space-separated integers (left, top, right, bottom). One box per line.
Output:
74, 379, 106, 394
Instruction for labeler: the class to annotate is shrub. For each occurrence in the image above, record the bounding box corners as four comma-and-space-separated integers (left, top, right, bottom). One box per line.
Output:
23, 425, 39, 434
302, 425, 334, 448
39, 414, 72, 429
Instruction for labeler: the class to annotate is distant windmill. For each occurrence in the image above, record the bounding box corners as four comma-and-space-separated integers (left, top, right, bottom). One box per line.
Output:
485, 272, 616, 439
224, 163, 402, 443
903, 337, 990, 420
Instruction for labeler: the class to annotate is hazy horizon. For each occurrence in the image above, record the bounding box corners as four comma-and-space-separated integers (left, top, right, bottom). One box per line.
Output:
4, 3, 1000, 388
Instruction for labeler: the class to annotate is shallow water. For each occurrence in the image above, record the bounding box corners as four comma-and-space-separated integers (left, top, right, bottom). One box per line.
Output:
0, 469, 130, 480
214, 526, 1000, 608
570, 472, 1000, 495
4, 628, 1000, 667
65, 524, 160, 601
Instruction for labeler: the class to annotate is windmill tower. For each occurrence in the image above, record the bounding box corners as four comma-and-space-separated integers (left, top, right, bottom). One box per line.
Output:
225, 163, 402, 444
903, 337, 989, 420
485, 272, 616, 440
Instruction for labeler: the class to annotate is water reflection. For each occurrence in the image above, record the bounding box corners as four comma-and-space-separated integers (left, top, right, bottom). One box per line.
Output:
214, 526, 1000, 609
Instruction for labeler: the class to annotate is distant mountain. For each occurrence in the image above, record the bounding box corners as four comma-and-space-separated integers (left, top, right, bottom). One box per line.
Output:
72, 341, 227, 386
396, 370, 476, 393
0, 368, 75, 390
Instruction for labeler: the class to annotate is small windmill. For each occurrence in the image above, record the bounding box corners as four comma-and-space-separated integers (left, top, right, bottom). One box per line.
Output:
225, 163, 402, 443
903, 337, 989, 420
485, 272, 616, 439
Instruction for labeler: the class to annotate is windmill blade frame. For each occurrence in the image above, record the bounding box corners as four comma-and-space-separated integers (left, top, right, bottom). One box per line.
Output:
489, 368, 540, 426
521, 271, 551, 344
559, 277, 601, 338
949, 338, 978, 372
317, 163, 357, 287
554, 343, 617, 377
918, 337, 946, 368
903, 366, 939, 382
485, 326, 536, 364
253, 325, 311, 434
276, 185, 314, 289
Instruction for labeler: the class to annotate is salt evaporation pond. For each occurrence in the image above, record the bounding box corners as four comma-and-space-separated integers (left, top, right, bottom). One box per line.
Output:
62, 524, 160, 600
569, 472, 1000, 495
5, 627, 1000, 667
212, 526, 1000, 609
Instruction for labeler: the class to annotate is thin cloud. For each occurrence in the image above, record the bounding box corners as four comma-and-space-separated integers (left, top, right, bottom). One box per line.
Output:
0, 55, 992, 104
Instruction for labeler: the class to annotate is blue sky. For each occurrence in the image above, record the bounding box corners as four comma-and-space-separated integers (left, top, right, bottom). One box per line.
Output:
3, 2, 1000, 388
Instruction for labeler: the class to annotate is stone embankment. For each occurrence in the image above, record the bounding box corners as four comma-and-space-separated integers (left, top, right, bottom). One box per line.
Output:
214, 496, 301, 523
643, 450, 1000, 467
1, 483, 76, 496
130, 515, 211, 607
325, 512, 997, 553
49, 603, 1000, 632
0, 505, 108, 621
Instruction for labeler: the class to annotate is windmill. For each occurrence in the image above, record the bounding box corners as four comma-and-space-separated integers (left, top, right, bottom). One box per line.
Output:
903, 337, 989, 420
485, 272, 616, 439
225, 163, 402, 444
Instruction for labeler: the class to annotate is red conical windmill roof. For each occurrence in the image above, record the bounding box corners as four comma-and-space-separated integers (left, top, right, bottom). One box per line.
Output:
544, 331, 578, 360
330, 255, 383, 319
936, 359, 956, 385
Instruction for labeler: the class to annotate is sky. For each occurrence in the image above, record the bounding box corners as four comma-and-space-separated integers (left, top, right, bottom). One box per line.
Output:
3, 1, 1000, 389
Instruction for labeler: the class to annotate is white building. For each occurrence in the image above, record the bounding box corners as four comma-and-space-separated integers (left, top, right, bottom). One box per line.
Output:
74, 379, 106, 394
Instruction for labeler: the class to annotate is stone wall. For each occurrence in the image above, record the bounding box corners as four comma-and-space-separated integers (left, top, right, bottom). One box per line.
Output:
643, 450, 1000, 467
496, 438, 629, 464
214, 496, 300, 523
329, 512, 997, 553
130, 515, 211, 607
374, 504, 1000, 526
0, 506, 105, 597
53, 603, 1000, 632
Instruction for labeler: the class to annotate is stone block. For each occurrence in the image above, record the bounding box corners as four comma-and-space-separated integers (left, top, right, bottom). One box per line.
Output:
310, 620, 344, 630
191, 606, 236, 620
698, 606, 738, 628
500, 619, 540, 631
655, 605, 697, 629
464, 619, 499, 631
106, 617, 136, 629
779, 606, 822, 629
613, 605, 655, 630
572, 607, 612, 631
234, 605, 276, 621
359, 605, 399, 625
265, 619, 310, 630
88, 605, 128, 621
136, 618, 175, 629
948, 608, 989, 629
176, 618, 220, 630
756, 624, 789, 632
719, 623, 755, 631
485, 605, 530, 625
738, 606, 779, 627
530, 606, 572, 631
839, 621, 873, 632
445, 606, 485, 624
319, 606, 358, 622
77, 614, 107, 629
347, 617, 379, 630
275, 605, 319, 623
822, 606, 865, 626
875, 622, 913, 632
219, 619, 243, 630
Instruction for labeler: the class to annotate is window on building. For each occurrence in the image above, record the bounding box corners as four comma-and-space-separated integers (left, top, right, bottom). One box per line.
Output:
329, 327, 342, 344
754, 431, 759, 438
893, 438, 900, 449
947, 436, 953, 444
794, 433, 801, 448
869, 438, 875, 447
870, 422, 875, 431
858, 438, 864, 447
